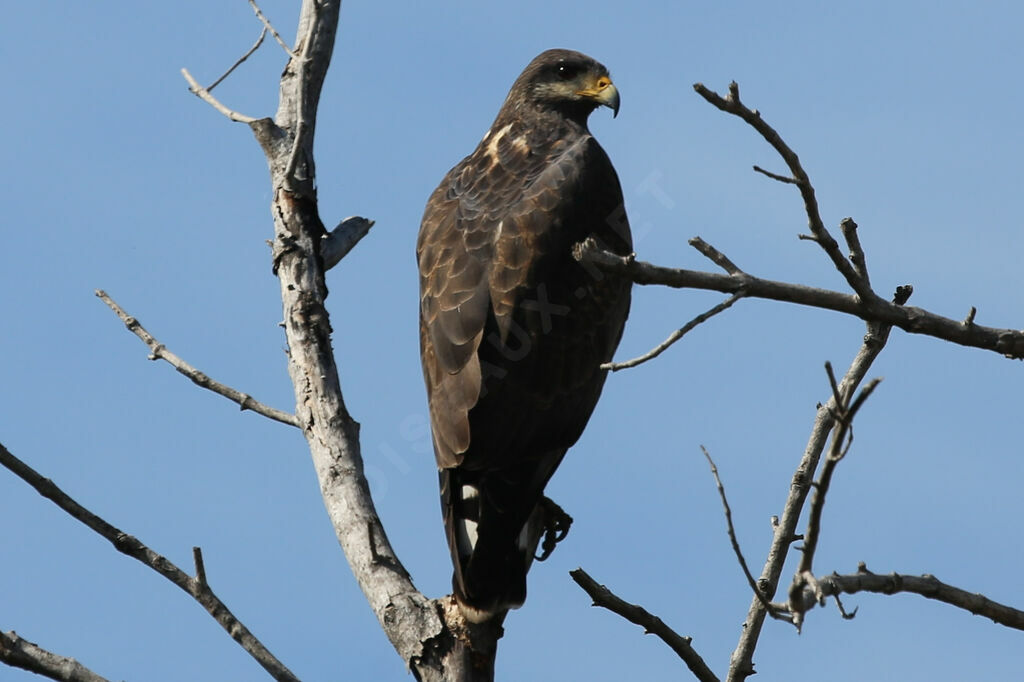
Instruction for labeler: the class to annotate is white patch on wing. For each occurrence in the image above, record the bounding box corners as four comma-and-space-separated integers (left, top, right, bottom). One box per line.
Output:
460, 485, 479, 501
484, 123, 513, 168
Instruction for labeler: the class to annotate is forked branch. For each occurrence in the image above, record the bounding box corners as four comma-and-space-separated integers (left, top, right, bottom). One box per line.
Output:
797, 370, 883, 578
0, 443, 298, 682
790, 564, 1024, 631
575, 239, 1024, 360
693, 81, 875, 303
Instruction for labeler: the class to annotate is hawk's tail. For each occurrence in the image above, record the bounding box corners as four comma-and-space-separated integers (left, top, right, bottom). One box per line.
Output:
441, 468, 546, 622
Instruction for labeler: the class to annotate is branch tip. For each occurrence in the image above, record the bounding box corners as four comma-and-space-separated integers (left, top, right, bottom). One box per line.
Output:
193, 546, 208, 586
98, 290, 299, 428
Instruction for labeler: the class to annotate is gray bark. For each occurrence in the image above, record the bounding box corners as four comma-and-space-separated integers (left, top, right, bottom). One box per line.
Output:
249, 2, 500, 679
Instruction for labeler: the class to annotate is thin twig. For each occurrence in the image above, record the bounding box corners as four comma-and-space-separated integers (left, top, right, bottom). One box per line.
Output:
207, 28, 267, 92
700, 447, 788, 620
0, 630, 109, 682
95, 290, 299, 428
248, 0, 297, 57
789, 563, 1024, 631
570, 568, 720, 682
181, 68, 258, 124
573, 240, 1024, 360
752, 165, 798, 185
0, 443, 299, 682
604, 293, 744, 371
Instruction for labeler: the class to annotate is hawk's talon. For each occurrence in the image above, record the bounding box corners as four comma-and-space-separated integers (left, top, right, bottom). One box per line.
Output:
534, 496, 574, 562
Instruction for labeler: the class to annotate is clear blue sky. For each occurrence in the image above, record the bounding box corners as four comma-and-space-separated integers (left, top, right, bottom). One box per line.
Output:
3, 2, 1022, 680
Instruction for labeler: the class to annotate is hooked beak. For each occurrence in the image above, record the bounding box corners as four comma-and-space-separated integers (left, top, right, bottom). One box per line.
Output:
577, 76, 620, 118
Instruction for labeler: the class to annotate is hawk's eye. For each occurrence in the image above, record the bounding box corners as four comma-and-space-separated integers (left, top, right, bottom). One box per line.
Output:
555, 63, 577, 80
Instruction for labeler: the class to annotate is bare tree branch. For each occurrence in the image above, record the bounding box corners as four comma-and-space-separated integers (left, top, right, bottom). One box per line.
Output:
0, 443, 299, 682
784, 372, 883, 632
207, 27, 268, 92
322, 216, 374, 271
797, 373, 883, 579
688, 237, 742, 275
95, 289, 299, 428
281, 21, 313, 184
180, 2, 494, 679
751, 165, 797, 185
839, 218, 871, 286
727, 317, 899, 680
0, 630, 109, 682
248, 0, 297, 57
181, 68, 258, 124
193, 546, 209, 587
700, 447, 787, 621
570, 568, 719, 682
574, 239, 1024, 359
693, 82, 876, 304
239, 4, 490, 679
790, 564, 1024, 631
603, 292, 743, 371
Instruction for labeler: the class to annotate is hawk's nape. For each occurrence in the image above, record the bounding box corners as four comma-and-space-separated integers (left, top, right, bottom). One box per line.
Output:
417, 48, 632, 622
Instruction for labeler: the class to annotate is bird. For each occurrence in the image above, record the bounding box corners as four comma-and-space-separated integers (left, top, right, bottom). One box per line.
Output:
417, 48, 632, 622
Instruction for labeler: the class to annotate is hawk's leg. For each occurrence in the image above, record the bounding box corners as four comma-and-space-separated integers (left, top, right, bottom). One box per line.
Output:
534, 496, 574, 562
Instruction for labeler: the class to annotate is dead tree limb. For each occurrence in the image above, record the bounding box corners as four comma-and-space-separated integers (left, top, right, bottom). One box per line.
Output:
183, 2, 495, 679
790, 564, 1024, 631
723, 311, 892, 681
95, 290, 299, 428
699, 447, 784, 621
570, 568, 719, 682
574, 239, 1024, 360
577, 82, 1024, 364
784, 372, 883, 633
693, 82, 874, 303
796, 372, 882, 578
0, 443, 299, 682
0, 630, 109, 682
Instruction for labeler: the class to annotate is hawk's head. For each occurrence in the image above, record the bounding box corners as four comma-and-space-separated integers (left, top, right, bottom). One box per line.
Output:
507, 48, 620, 121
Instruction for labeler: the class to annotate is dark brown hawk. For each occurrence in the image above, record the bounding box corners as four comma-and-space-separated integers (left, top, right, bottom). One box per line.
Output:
417, 49, 632, 621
